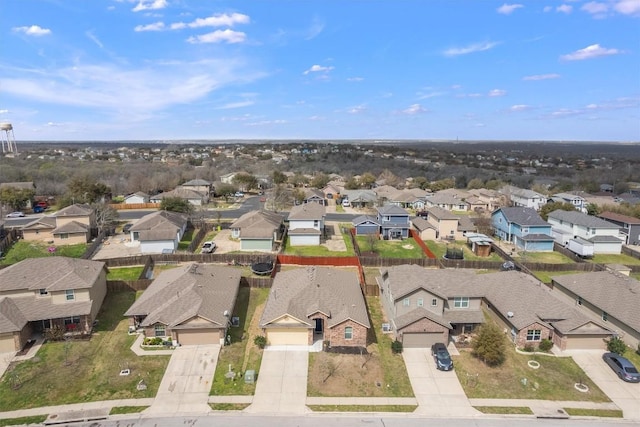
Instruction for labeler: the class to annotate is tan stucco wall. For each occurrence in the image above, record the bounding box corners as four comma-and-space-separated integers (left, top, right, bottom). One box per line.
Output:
54, 233, 88, 245
22, 229, 54, 243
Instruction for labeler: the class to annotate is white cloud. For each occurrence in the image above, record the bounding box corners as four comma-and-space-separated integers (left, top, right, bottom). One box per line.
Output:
510, 104, 532, 111
443, 41, 499, 57
180, 13, 250, 29
303, 64, 334, 75
134, 22, 165, 32
488, 89, 507, 97
347, 77, 364, 82
560, 44, 622, 60
614, 0, 640, 16
0, 109, 9, 114
217, 100, 255, 110
86, 31, 104, 48
308, 115, 325, 121
543, 6, 553, 12
581, 1, 609, 15
401, 104, 427, 115
347, 105, 366, 114
187, 29, 246, 44
12, 25, 51, 36
497, 4, 524, 15
132, 0, 167, 12
557, 4, 573, 13
581, 0, 640, 17
523, 73, 560, 81
305, 17, 325, 40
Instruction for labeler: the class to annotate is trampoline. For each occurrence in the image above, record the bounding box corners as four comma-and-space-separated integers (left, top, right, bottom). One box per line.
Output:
251, 261, 274, 276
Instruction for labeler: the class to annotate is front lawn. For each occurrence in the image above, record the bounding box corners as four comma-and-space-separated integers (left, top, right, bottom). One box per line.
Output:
454, 347, 609, 402
356, 237, 424, 258
0, 241, 87, 265
0, 291, 170, 410
106, 266, 145, 281
211, 287, 269, 395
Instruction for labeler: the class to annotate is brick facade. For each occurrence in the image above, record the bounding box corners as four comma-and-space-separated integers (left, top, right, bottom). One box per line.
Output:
326, 319, 368, 348
514, 322, 552, 349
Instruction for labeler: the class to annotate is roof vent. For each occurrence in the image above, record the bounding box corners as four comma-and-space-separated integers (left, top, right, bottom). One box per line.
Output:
507, 311, 514, 318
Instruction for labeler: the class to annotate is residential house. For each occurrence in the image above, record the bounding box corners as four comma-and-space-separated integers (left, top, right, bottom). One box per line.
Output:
551, 192, 586, 212
150, 187, 209, 206
21, 216, 57, 243
128, 210, 188, 254
491, 207, 554, 251
386, 189, 427, 210
322, 182, 343, 200
259, 266, 370, 349
469, 188, 503, 212
181, 179, 212, 196
341, 189, 377, 208
417, 206, 475, 241
230, 210, 284, 252
424, 193, 469, 212
377, 265, 612, 350
0, 257, 107, 353
219, 172, 237, 184
21, 204, 95, 245
352, 215, 381, 236
125, 263, 241, 346
547, 210, 623, 254
597, 211, 640, 245
377, 205, 411, 239
411, 217, 436, 240
550, 272, 640, 349
303, 188, 326, 205
287, 202, 326, 246
501, 186, 547, 211
124, 191, 150, 204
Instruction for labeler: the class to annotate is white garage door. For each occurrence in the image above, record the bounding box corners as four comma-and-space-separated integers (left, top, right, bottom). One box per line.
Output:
266, 328, 309, 346
403, 332, 443, 348
0, 333, 16, 353
565, 335, 606, 350
176, 329, 219, 346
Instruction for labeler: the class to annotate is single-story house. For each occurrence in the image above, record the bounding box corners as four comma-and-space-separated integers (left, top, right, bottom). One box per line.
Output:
303, 188, 326, 206
287, 202, 326, 246
128, 210, 188, 254
352, 215, 381, 236
150, 187, 209, 206
259, 266, 370, 349
230, 210, 285, 252
411, 216, 436, 240
124, 192, 150, 204
125, 263, 241, 346
0, 257, 107, 353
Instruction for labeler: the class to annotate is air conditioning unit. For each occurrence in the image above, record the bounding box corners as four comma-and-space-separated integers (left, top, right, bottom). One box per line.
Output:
382, 323, 392, 333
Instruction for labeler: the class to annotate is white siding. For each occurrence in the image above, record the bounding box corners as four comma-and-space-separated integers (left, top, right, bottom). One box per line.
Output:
140, 240, 177, 254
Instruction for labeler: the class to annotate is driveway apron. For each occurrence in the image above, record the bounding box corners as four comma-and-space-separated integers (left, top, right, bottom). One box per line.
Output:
147, 344, 220, 415
246, 346, 309, 414
569, 350, 640, 420
403, 348, 479, 417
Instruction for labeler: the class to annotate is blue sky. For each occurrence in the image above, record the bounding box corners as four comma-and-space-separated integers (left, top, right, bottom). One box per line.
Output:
1, 0, 638, 142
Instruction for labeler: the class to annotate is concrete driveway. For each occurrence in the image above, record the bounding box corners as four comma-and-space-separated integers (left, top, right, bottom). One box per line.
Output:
569, 350, 640, 420
147, 344, 220, 415
246, 346, 309, 414
402, 348, 479, 417
212, 229, 241, 254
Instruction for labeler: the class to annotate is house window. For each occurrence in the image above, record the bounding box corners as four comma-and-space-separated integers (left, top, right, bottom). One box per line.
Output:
403, 298, 410, 307
526, 329, 542, 341
132, 231, 140, 241
59, 233, 69, 240
576, 297, 582, 306
417, 298, 424, 307
523, 228, 529, 233
313, 220, 319, 227
39, 288, 48, 296
154, 324, 166, 337
344, 326, 353, 340
602, 312, 608, 322
454, 297, 469, 308
431, 298, 438, 307
64, 316, 80, 325
65, 289, 75, 301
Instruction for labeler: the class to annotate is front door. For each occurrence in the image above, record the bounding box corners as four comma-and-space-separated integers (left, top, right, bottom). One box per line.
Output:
314, 318, 323, 333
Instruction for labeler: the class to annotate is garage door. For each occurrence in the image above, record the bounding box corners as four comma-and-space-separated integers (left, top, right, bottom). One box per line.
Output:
565, 335, 606, 350
176, 329, 219, 346
266, 328, 309, 346
0, 333, 16, 353
402, 332, 442, 348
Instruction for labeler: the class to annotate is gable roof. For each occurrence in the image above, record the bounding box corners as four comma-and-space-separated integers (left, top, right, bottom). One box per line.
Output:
53, 220, 90, 234
426, 206, 460, 220
551, 272, 640, 331
0, 257, 105, 292
125, 263, 241, 328
548, 210, 620, 229
411, 217, 435, 232
303, 188, 325, 199
151, 187, 206, 201
395, 307, 452, 330
55, 204, 93, 218
231, 210, 284, 239
352, 215, 380, 227
377, 205, 409, 216
21, 216, 57, 231
287, 202, 326, 221
129, 210, 188, 241
502, 186, 546, 200
260, 266, 370, 329
182, 179, 211, 186
125, 191, 149, 199
598, 211, 640, 225
495, 207, 549, 226
0, 297, 29, 333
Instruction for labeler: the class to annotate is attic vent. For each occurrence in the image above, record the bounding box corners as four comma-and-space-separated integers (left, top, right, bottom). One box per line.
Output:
507, 311, 514, 318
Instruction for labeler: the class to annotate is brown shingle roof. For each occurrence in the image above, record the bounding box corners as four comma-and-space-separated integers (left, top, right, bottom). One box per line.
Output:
54, 204, 93, 217
129, 210, 187, 241
231, 210, 284, 239
21, 216, 57, 230
53, 220, 90, 234
287, 202, 326, 220
0, 257, 105, 292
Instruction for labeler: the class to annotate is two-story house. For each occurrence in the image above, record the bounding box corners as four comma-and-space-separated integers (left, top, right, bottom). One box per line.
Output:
501, 186, 547, 211
21, 203, 96, 245
550, 192, 586, 212
415, 206, 475, 241
287, 202, 326, 246
0, 257, 107, 352
377, 205, 411, 239
597, 211, 640, 245
491, 207, 554, 251
181, 178, 212, 196
547, 210, 623, 254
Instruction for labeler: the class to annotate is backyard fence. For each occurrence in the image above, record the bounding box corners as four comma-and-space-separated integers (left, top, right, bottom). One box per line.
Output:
107, 279, 153, 292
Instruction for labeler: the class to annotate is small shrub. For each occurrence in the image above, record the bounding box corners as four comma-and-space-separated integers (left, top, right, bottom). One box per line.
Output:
472, 322, 507, 367
254, 335, 267, 349
522, 344, 535, 352
391, 339, 403, 354
607, 336, 627, 355
44, 325, 65, 341
538, 339, 553, 352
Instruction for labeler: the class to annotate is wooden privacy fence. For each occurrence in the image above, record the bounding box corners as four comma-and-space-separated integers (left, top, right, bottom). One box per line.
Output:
109, 203, 159, 210
107, 279, 153, 292
408, 229, 437, 259
622, 245, 640, 260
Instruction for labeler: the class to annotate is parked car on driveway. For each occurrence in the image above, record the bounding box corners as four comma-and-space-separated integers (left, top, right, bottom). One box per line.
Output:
122, 223, 133, 234
201, 241, 216, 253
602, 352, 640, 383
6, 211, 25, 218
431, 342, 454, 371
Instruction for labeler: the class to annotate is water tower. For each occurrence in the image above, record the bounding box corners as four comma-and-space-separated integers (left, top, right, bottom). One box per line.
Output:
0, 122, 18, 154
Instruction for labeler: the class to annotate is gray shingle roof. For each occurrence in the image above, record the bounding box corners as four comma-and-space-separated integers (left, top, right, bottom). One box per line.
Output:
588, 235, 623, 243
548, 210, 619, 229
53, 220, 90, 234
130, 210, 188, 241
395, 307, 452, 330
378, 205, 409, 216
287, 202, 326, 221
426, 206, 459, 220
182, 179, 211, 186
0, 297, 28, 333
231, 210, 284, 239
411, 217, 435, 232
21, 216, 57, 230
352, 215, 380, 227
521, 233, 554, 241
54, 204, 93, 217
551, 272, 640, 331
260, 267, 370, 330
125, 263, 241, 329
0, 257, 105, 292
497, 207, 549, 226
598, 211, 640, 225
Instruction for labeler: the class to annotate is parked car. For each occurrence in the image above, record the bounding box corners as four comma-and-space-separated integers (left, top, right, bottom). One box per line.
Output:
122, 223, 133, 234
6, 211, 25, 218
431, 342, 454, 371
201, 241, 216, 253
602, 352, 640, 383
33, 205, 46, 213
341, 199, 351, 207
234, 191, 244, 198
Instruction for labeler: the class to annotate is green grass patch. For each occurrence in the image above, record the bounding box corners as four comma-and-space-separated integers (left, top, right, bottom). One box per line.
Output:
516, 251, 575, 264
0, 241, 87, 265
590, 253, 640, 266
473, 406, 534, 415
211, 287, 269, 396
356, 237, 424, 258
209, 403, 251, 411
283, 238, 354, 257
308, 405, 417, 412
0, 291, 170, 411
425, 240, 503, 261
109, 405, 149, 415
454, 346, 610, 402
107, 266, 145, 281
177, 228, 195, 251
563, 408, 623, 418
0, 415, 48, 426
532, 270, 583, 284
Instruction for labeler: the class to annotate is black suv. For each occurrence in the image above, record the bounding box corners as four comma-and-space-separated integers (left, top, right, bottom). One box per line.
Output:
431, 342, 454, 371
